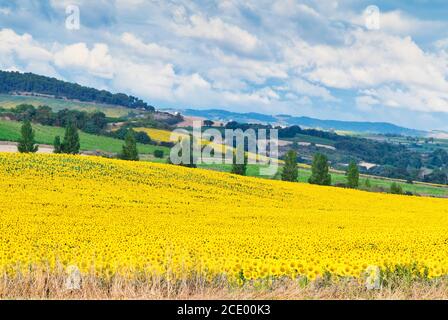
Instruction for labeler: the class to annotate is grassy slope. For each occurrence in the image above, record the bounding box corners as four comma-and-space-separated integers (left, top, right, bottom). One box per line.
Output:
0, 94, 131, 118
0, 120, 169, 155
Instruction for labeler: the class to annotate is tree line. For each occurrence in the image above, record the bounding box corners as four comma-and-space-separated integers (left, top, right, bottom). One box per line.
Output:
5, 104, 108, 134
0, 71, 154, 111
222, 121, 448, 184
17, 120, 140, 161
17, 122, 412, 195
3, 104, 159, 146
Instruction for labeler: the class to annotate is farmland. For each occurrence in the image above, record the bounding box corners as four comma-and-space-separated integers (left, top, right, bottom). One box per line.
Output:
199, 163, 448, 197
135, 127, 448, 197
1, 153, 448, 299
135, 127, 186, 142
0, 119, 168, 155
0, 94, 131, 118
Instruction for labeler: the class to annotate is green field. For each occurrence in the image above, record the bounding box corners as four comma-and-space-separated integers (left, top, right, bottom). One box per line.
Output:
0, 94, 132, 118
0, 120, 169, 155
291, 133, 335, 146
198, 163, 448, 197
352, 132, 448, 154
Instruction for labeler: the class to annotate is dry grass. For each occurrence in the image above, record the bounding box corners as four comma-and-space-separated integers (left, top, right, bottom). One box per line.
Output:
2, 269, 448, 300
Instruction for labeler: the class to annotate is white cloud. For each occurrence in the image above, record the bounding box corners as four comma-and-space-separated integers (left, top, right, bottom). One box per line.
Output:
4, 2, 448, 127
284, 29, 448, 112
112, 61, 177, 101
120, 33, 175, 60
0, 29, 57, 77
174, 15, 259, 53
209, 49, 287, 85
360, 87, 448, 113
272, 1, 320, 18
288, 78, 336, 101
54, 43, 114, 79
0, 29, 52, 63
356, 95, 379, 111
352, 10, 446, 37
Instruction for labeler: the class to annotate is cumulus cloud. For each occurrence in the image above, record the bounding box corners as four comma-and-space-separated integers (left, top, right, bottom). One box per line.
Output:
284, 29, 448, 112
120, 32, 175, 60
112, 61, 177, 101
174, 15, 259, 53
3, 1, 448, 128
54, 43, 114, 79
0, 29, 52, 63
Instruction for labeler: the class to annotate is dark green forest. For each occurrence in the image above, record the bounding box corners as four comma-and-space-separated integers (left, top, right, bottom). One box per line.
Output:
0, 71, 154, 111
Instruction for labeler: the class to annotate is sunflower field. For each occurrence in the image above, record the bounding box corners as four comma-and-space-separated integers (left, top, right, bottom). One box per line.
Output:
1, 153, 448, 284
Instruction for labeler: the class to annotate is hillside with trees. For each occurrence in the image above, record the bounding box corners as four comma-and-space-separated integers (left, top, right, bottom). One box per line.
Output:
222, 121, 448, 185
0, 71, 154, 111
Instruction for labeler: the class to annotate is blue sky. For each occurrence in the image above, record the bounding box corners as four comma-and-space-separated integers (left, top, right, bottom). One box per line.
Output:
1, 0, 448, 130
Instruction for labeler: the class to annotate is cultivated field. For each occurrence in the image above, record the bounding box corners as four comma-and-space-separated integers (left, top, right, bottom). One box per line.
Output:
199, 163, 448, 197
1, 153, 448, 299
134, 127, 181, 143
0, 94, 131, 118
0, 120, 168, 156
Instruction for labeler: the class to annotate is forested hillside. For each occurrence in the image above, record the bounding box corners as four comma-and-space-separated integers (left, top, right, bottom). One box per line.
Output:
0, 71, 154, 111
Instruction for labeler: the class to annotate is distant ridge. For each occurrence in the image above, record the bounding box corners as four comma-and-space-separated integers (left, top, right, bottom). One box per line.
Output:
178, 108, 425, 136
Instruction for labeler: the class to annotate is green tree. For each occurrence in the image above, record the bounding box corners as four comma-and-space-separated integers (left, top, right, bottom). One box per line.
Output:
61, 122, 80, 154
346, 161, 359, 188
18, 120, 38, 153
203, 120, 214, 127
174, 135, 197, 168
53, 136, 62, 154
390, 182, 403, 195
281, 150, 298, 182
365, 178, 371, 188
154, 150, 164, 159
120, 129, 139, 161
231, 147, 247, 176
308, 153, 331, 186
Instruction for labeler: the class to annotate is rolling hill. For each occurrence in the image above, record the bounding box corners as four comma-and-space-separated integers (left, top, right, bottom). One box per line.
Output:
0, 94, 131, 118
179, 108, 426, 136
0, 70, 154, 111
0, 119, 168, 155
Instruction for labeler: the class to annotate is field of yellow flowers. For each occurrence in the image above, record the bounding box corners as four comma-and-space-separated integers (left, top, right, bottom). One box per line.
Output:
1, 153, 448, 294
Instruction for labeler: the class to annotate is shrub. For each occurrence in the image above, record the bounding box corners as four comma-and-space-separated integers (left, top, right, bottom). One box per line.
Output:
390, 182, 403, 195
154, 150, 164, 158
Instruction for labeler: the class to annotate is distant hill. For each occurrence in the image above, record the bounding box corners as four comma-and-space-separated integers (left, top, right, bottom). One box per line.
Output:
179, 108, 425, 136
0, 71, 154, 111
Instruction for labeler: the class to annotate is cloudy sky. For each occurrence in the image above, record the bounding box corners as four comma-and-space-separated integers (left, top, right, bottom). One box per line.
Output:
1, 0, 448, 130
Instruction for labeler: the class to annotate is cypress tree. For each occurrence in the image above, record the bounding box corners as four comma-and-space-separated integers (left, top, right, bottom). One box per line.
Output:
53, 136, 62, 154
281, 150, 298, 182
62, 122, 80, 154
231, 147, 247, 176
18, 120, 38, 153
308, 153, 331, 186
120, 129, 139, 161
179, 135, 196, 168
346, 160, 360, 188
